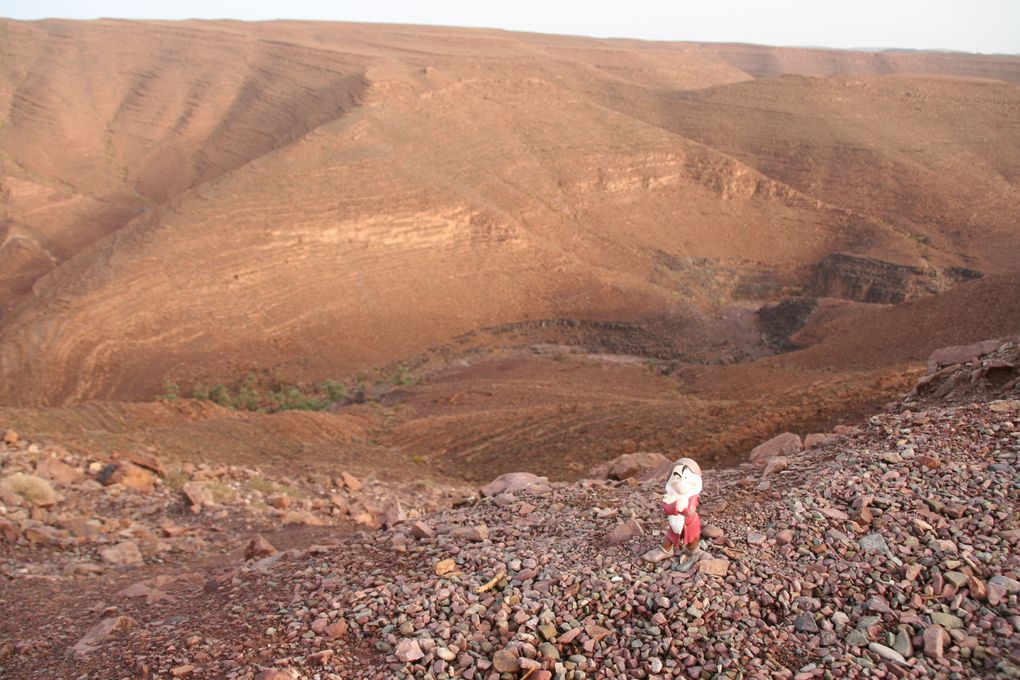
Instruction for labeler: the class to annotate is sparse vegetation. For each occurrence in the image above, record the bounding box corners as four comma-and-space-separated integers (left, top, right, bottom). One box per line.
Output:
267, 385, 330, 412
390, 367, 415, 386
155, 366, 416, 413
275, 481, 304, 499
244, 475, 277, 494
234, 374, 262, 411
208, 383, 231, 406
322, 379, 347, 402
244, 476, 305, 498
162, 468, 189, 490
157, 379, 180, 402
205, 481, 238, 503
171, 373, 358, 413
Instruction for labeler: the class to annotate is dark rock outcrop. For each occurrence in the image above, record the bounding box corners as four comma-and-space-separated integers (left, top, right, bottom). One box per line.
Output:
756, 297, 817, 351
807, 253, 981, 304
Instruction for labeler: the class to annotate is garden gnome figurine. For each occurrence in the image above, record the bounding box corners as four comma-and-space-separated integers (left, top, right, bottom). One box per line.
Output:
642, 457, 704, 571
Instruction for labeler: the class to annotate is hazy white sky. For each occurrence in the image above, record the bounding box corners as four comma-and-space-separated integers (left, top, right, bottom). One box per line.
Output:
4, 1, 1019, 54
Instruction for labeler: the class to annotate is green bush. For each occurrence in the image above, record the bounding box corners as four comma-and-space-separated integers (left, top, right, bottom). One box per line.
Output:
158, 379, 180, 401
321, 379, 347, 402
390, 367, 414, 386
270, 385, 329, 412
209, 384, 232, 407
173, 373, 357, 414
235, 377, 262, 411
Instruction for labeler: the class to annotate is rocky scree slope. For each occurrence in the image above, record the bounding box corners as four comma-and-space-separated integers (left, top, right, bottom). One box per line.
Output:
0, 435, 472, 581
3, 399, 1016, 679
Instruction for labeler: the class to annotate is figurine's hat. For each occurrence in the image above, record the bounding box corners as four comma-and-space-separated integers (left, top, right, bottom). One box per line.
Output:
674, 457, 701, 478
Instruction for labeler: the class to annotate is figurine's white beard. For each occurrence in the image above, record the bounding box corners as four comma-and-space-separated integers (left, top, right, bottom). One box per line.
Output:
668, 514, 686, 535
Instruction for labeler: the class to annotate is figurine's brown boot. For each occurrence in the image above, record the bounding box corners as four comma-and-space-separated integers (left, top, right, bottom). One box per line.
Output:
642, 540, 675, 564
675, 545, 703, 573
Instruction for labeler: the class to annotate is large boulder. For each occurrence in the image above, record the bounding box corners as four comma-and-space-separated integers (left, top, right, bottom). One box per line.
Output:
926, 339, 1004, 374
380, 500, 407, 528
34, 457, 84, 485
182, 481, 214, 511
598, 452, 670, 481
804, 433, 836, 450
244, 535, 277, 561
111, 450, 166, 476
749, 432, 802, 463
101, 540, 144, 566
98, 462, 156, 492
480, 472, 547, 498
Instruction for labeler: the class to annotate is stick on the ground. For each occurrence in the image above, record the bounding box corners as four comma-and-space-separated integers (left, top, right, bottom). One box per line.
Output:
475, 570, 506, 593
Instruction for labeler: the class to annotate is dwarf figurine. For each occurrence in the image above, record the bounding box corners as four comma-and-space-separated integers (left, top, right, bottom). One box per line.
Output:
642, 457, 704, 570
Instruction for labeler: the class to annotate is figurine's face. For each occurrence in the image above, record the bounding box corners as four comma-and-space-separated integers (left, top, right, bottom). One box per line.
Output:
668, 464, 701, 496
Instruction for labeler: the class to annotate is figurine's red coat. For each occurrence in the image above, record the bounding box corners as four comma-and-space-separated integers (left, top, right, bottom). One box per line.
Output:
662, 494, 701, 550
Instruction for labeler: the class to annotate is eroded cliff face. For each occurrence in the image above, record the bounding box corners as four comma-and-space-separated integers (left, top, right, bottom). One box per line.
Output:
807, 253, 982, 304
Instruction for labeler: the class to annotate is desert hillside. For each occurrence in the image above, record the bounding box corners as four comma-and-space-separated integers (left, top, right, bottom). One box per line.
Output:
1, 20, 1019, 405
1, 19, 1019, 680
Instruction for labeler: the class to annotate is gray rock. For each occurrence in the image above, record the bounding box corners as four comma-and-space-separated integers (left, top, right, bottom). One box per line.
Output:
794, 613, 818, 633
893, 628, 913, 658
746, 531, 767, 545
857, 615, 881, 630
858, 533, 889, 554
930, 612, 963, 630
846, 629, 870, 647
943, 571, 968, 587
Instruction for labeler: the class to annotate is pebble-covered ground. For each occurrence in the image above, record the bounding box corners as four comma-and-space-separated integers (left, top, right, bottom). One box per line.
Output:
0, 437, 471, 581
7, 398, 1015, 679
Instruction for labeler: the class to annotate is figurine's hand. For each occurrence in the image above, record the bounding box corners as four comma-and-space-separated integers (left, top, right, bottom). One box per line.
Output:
664, 494, 688, 512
